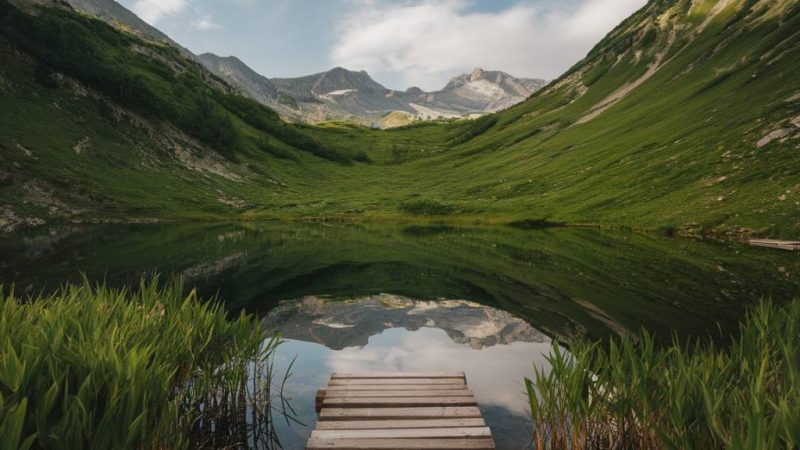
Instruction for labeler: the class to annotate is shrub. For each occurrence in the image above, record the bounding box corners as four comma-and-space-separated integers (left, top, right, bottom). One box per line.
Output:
447, 115, 498, 146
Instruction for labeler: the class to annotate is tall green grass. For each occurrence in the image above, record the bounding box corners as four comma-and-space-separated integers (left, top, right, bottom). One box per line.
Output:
526, 299, 800, 449
0, 279, 284, 449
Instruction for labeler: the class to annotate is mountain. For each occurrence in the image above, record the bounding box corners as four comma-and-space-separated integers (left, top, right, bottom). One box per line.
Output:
198, 57, 547, 126
197, 53, 279, 105
262, 294, 549, 351
1, 0, 798, 238
436, 68, 546, 113
22, 0, 546, 126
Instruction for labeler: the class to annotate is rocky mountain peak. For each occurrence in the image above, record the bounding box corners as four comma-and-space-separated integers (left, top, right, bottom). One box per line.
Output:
469, 67, 486, 81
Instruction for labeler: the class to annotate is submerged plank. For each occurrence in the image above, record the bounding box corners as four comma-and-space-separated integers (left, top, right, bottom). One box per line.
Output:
315, 418, 487, 430
319, 406, 483, 421
329, 378, 465, 386
332, 372, 465, 379
306, 437, 495, 449
322, 389, 474, 398
324, 384, 468, 391
322, 396, 477, 408
311, 426, 492, 439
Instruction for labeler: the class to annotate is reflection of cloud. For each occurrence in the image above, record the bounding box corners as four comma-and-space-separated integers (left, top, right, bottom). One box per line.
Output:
326, 327, 552, 415
267, 294, 555, 447
270, 323, 556, 447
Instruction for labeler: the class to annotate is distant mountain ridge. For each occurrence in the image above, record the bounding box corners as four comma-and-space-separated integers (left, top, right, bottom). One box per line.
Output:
24, 0, 546, 126
199, 53, 547, 126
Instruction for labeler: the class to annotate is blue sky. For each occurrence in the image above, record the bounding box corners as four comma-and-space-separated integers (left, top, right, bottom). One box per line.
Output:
117, 0, 646, 90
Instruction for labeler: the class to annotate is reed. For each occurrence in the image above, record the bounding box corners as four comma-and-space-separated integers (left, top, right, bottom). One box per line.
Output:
526, 299, 800, 450
0, 278, 285, 449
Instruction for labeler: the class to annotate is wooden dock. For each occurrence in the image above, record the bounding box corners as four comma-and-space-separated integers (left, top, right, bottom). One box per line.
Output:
308, 372, 495, 449
749, 239, 800, 251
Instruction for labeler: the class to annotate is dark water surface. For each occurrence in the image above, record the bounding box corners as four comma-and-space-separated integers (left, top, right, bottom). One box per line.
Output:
1, 222, 799, 448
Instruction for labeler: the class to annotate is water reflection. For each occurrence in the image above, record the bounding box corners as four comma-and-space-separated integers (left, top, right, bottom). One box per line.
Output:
266, 296, 550, 449
2, 222, 797, 341
263, 294, 548, 350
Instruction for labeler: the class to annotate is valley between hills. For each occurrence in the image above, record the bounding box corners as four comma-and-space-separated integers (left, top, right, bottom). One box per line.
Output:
1, 0, 799, 238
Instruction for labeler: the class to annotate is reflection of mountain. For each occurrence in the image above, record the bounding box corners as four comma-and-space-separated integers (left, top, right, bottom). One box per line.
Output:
262, 294, 549, 351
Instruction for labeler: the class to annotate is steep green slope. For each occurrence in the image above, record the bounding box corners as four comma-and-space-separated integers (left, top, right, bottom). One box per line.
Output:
408, 0, 800, 236
0, 0, 375, 230
0, 0, 798, 238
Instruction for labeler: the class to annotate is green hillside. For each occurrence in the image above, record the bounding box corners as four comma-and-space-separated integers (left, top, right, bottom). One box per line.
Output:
0, 0, 798, 237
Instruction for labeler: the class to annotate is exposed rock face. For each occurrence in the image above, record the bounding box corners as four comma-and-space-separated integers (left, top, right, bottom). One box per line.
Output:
261, 294, 549, 350
197, 53, 278, 104
202, 62, 547, 127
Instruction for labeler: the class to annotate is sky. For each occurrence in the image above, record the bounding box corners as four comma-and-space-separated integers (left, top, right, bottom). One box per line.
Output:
117, 0, 647, 91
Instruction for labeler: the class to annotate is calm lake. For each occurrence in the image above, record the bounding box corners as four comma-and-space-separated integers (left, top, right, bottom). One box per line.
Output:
2, 222, 799, 449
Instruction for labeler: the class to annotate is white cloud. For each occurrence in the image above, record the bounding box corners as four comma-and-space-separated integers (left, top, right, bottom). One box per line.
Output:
192, 14, 222, 31
331, 0, 646, 90
130, 0, 190, 24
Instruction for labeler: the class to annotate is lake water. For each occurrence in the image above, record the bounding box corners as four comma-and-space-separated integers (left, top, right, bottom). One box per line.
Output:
1, 222, 798, 449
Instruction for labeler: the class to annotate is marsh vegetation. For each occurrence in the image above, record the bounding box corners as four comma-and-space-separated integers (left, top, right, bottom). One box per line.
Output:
0, 279, 286, 449
527, 299, 800, 450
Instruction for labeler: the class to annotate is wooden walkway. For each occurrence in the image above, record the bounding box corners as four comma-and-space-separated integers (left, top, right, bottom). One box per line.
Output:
749, 239, 800, 251
307, 372, 495, 449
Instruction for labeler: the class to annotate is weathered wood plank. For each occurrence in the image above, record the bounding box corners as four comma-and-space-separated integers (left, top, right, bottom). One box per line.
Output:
749, 239, 800, 251
329, 378, 465, 386
324, 385, 468, 391
315, 418, 487, 430
332, 372, 464, 379
306, 437, 495, 449
322, 389, 474, 398
319, 406, 483, 421
309, 372, 494, 449
322, 396, 477, 408
310, 426, 492, 439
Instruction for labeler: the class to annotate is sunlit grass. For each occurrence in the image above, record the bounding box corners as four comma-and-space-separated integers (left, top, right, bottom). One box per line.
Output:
0, 279, 284, 449
526, 298, 800, 449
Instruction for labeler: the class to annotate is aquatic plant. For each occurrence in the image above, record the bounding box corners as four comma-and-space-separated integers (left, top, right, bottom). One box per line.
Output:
526, 298, 800, 449
0, 279, 284, 449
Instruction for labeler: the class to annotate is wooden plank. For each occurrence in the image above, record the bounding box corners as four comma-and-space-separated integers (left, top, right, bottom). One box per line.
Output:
319, 406, 483, 421
311, 427, 492, 440
315, 418, 487, 430
324, 384, 468, 391
322, 389, 474, 398
329, 379, 465, 386
309, 372, 495, 449
749, 239, 800, 251
332, 372, 464, 379
322, 396, 477, 408
306, 437, 495, 449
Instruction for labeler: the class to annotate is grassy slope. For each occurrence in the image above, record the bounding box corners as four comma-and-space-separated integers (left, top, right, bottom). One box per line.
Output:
289, 0, 800, 236
0, 0, 799, 237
